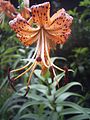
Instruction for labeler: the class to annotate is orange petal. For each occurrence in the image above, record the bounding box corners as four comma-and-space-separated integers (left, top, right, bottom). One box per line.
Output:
46, 30, 71, 44
46, 8, 73, 30
45, 8, 73, 44
0, 1, 17, 18
17, 32, 39, 46
20, 7, 31, 20
9, 14, 40, 46
9, 14, 40, 33
31, 2, 50, 26
0, 0, 3, 3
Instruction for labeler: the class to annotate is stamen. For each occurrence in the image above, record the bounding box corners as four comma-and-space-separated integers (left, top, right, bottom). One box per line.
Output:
14, 62, 35, 80
11, 36, 40, 73
11, 62, 32, 73
45, 36, 65, 72
44, 35, 51, 65
52, 64, 65, 72
49, 66, 56, 80
24, 61, 37, 96
41, 29, 48, 68
8, 68, 17, 91
36, 56, 42, 62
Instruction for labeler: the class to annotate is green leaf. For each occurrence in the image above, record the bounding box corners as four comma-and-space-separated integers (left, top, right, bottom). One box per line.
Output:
60, 108, 90, 115
7, 105, 21, 112
50, 72, 65, 88
68, 114, 90, 120
58, 101, 90, 118
19, 113, 40, 120
0, 77, 8, 90
0, 46, 18, 57
34, 69, 45, 81
18, 101, 43, 114
50, 112, 58, 120
30, 84, 48, 95
55, 82, 82, 98
20, 84, 48, 95
55, 92, 84, 103
0, 96, 26, 114
26, 93, 47, 101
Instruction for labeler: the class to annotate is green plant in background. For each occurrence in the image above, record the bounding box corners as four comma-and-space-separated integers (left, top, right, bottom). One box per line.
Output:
0, 19, 29, 109
0, 0, 31, 109
67, 0, 90, 93
67, 0, 90, 48
70, 47, 90, 76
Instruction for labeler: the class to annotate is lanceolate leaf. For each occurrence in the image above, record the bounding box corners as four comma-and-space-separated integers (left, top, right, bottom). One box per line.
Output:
55, 82, 82, 97
60, 108, 90, 115
19, 113, 40, 120
55, 92, 84, 103
68, 114, 90, 120
58, 101, 90, 118
50, 72, 65, 88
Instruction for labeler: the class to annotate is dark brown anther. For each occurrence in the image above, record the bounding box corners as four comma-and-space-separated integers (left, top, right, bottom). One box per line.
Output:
36, 56, 42, 62
23, 87, 30, 97
63, 66, 69, 84
49, 66, 55, 82
8, 68, 17, 91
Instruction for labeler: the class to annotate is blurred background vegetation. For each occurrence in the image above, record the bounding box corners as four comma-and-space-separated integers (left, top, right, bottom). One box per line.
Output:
0, 0, 90, 120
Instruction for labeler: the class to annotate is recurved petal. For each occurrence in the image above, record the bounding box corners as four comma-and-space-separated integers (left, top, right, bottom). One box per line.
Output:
0, 1, 17, 18
46, 30, 71, 44
16, 32, 39, 46
9, 14, 40, 46
9, 14, 40, 32
46, 8, 73, 44
46, 8, 73, 30
20, 7, 31, 20
31, 2, 50, 26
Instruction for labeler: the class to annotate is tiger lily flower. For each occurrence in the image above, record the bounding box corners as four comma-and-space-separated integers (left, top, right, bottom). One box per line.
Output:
0, 0, 17, 19
9, 2, 73, 96
20, 7, 31, 20
0, 0, 31, 23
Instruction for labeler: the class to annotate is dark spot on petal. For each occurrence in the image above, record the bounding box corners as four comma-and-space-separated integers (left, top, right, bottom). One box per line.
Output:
44, 13, 46, 16
33, 15, 35, 17
34, 10, 36, 12
46, 6, 48, 9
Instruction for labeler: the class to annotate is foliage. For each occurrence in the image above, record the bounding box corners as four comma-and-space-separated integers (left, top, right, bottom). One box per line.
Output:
0, 69, 90, 120
65, 0, 90, 95
69, 47, 90, 76
0, 18, 30, 109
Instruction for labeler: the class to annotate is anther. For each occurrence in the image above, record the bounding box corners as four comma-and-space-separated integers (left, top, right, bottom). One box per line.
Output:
49, 66, 55, 81
36, 57, 42, 62
8, 68, 17, 91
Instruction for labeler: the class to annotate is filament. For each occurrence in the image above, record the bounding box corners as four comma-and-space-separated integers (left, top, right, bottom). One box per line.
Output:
14, 62, 35, 80
25, 61, 37, 95
41, 29, 48, 68
11, 35, 40, 73
45, 35, 65, 72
